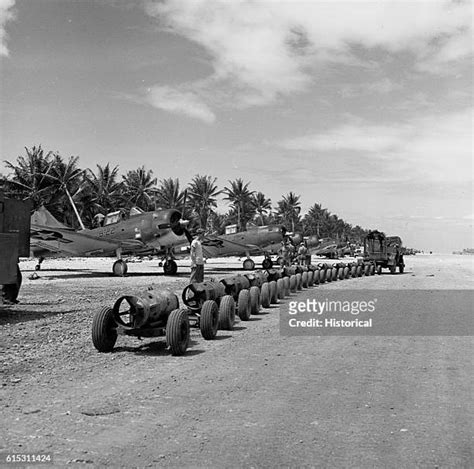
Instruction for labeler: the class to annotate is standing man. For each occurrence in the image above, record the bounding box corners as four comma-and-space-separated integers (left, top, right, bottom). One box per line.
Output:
190, 228, 205, 283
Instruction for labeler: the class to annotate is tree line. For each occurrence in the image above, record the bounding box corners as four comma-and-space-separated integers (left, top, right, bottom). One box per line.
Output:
0, 145, 369, 243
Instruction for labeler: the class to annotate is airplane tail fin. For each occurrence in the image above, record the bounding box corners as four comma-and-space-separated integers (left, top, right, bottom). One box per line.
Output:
31, 206, 70, 229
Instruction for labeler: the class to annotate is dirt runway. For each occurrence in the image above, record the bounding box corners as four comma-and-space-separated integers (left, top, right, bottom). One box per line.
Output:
1, 254, 473, 468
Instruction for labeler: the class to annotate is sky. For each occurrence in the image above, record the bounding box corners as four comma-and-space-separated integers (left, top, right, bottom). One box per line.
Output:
0, 0, 472, 252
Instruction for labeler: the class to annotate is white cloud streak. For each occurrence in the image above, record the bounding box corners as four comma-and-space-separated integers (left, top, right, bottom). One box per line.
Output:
0, 0, 15, 56
147, 85, 216, 123
144, 0, 472, 119
279, 107, 473, 183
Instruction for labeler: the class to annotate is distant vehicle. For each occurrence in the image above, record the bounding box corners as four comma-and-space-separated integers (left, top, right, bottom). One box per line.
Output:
363, 230, 405, 274
0, 193, 31, 304
30, 206, 191, 276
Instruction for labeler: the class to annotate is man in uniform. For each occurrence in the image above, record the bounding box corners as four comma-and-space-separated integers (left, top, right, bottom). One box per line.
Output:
190, 228, 205, 283
297, 242, 308, 265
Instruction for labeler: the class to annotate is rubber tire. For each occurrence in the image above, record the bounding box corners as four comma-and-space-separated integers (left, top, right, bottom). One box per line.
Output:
260, 282, 271, 308
249, 286, 261, 314
351, 266, 357, 277
237, 289, 251, 321
296, 273, 302, 290
289, 275, 296, 292
200, 300, 219, 339
262, 258, 273, 270
307, 271, 314, 287
163, 260, 178, 275
338, 268, 345, 280
319, 270, 325, 284
344, 266, 350, 279
276, 278, 285, 299
283, 276, 290, 296
390, 265, 396, 274
301, 271, 308, 288
269, 281, 278, 304
243, 259, 255, 271
332, 268, 338, 281
370, 264, 375, 275
218, 295, 236, 330
92, 306, 118, 353
357, 265, 363, 277
377, 265, 382, 275
364, 264, 370, 276
112, 260, 128, 277
313, 270, 320, 285
167, 308, 190, 356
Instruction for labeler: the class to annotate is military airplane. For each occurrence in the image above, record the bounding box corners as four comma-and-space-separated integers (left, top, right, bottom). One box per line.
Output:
309, 237, 353, 259
30, 206, 191, 276
173, 224, 288, 270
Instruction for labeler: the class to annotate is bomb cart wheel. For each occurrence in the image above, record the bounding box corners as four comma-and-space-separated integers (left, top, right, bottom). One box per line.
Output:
364, 264, 371, 276
313, 270, 320, 285
370, 264, 375, 275
200, 300, 219, 339
377, 265, 382, 275
269, 281, 278, 304
249, 286, 261, 314
218, 295, 236, 330
301, 271, 308, 288
344, 266, 350, 279
112, 259, 128, 277
296, 273, 302, 290
283, 276, 290, 296
289, 275, 297, 292
243, 259, 255, 270
338, 268, 345, 280
307, 270, 314, 287
167, 308, 190, 356
276, 278, 285, 299
92, 307, 118, 352
262, 258, 273, 270
389, 265, 396, 274
163, 259, 178, 275
351, 266, 357, 277
332, 268, 338, 281
357, 265, 363, 277
260, 282, 271, 308
237, 289, 251, 320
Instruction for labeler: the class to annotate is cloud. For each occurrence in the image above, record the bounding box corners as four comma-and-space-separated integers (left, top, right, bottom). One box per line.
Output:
278, 107, 473, 183
143, 0, 472, 118
0, 0, 15, 56
147, 85, 216, 123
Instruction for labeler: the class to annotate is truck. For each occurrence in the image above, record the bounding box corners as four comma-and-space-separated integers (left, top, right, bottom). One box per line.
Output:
363, 230, 404, 274
0, 193, 32, 304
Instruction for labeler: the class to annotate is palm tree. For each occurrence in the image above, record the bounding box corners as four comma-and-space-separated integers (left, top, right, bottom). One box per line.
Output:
84, 163, 123, 216
122, 166, 157, 211
251, 192, 272, 225
154, 178, 186, 212
42, 154, 85, 228
276, 191, 301, 232
187, 175, 221, 230
223, 178, 254, 231
3, 145, 56, 209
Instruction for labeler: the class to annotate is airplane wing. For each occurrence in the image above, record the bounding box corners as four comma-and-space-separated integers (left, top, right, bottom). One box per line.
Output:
30, 223, 147, 257
200, 235, 264, 258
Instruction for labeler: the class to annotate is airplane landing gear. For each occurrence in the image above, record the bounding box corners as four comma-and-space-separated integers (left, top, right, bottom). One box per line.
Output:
35, 256, 45, 271
242, 258, 255, 270
112, 259, 128, 277
163, 259, 178, 275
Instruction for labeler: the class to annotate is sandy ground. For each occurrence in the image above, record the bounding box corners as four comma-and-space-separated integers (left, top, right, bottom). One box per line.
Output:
0, 254, 473, 468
